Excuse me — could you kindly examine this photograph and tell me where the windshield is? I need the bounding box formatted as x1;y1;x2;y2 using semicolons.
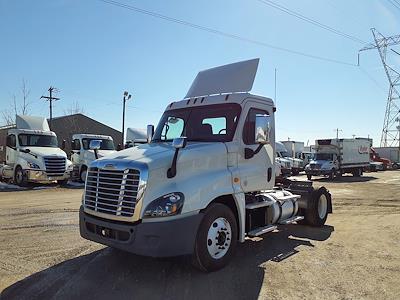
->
153;103;241;142
18;134;58;148
314;153;334;160
279;151;289;157
82;138;115;150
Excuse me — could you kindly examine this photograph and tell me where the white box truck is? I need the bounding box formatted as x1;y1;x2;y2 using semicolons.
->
0;115;72;186
79;59;332;272
70;134;116;182
305;138;370;180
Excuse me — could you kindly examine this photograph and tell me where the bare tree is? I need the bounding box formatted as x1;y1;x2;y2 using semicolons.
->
63;100;85;116
1;79;31;126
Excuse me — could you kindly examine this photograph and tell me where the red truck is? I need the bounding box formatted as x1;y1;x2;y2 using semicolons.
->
370;147;391;170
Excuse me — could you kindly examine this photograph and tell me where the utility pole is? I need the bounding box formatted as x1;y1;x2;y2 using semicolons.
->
359;28;400;147
122;91;132;149
274;68;277;104
41;87;60;130
334;128;342;140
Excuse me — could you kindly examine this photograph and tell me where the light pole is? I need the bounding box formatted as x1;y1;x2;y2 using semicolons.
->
122;91;132;149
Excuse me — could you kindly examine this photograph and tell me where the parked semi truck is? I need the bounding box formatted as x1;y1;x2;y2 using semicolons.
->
125;128;147;148
370;147;391;170
70;134;116;182
79;59;332;271
276;141;303;175
305;138;370;180
0;115;72;186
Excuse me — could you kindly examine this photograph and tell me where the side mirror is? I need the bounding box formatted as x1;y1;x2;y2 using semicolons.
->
61;139;66;150
172;137;187;149
89;140;102;150
255;114;271;144
147;124;154;143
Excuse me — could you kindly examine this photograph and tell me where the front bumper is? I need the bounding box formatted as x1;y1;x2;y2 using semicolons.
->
79;206;203;257
305;169;332;176
25;169;70;182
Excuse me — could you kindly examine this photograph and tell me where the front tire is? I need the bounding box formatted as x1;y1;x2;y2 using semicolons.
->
307;174;312;180
192;203;237;272
80;166;87;183
14;166;28;187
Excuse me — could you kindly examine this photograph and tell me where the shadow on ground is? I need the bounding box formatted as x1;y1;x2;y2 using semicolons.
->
310;175;377;183
1;225;333;300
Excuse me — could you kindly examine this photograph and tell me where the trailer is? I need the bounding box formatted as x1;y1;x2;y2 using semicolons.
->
305;138;370;180
374;147;400;169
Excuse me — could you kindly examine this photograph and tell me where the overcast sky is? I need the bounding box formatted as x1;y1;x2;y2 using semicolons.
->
1;0;399;146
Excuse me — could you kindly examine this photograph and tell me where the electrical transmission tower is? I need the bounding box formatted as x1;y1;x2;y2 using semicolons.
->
359;28;400;147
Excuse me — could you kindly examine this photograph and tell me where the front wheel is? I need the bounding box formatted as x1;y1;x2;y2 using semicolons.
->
192;203;237;272
307;174;312;180
14;166;28;187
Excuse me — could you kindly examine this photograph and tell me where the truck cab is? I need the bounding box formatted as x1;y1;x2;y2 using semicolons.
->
79;59;332;271
0;115;72;186
71;134;116;182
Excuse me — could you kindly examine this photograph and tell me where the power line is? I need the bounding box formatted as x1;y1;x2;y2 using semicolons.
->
255;0;366;44
97;0;357;66
387;0;400;10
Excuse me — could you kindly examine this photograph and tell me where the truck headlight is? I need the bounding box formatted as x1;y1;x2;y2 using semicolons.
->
144;192;184;218
27;162;40;169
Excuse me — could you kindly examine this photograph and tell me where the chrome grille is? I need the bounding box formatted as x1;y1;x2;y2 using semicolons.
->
84;167;140;218
44;156;66;176
310;164;321;170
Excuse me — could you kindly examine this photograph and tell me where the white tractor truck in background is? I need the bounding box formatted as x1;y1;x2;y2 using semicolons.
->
79;59;332;272
276;141;304;175
70;134;116;182
305;138;370;180
0;115;72;186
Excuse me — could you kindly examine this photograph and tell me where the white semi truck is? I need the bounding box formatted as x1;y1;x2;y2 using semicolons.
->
276;141;304;175
79;59;332;271
374;147;400;169
70;134;116;182
305;138;370;180
0;115;72;186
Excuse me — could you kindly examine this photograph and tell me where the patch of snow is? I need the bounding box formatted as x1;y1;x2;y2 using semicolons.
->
0;181;27;191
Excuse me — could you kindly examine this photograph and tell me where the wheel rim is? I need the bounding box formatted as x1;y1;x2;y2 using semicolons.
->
206;217;232;259
318;194;328;219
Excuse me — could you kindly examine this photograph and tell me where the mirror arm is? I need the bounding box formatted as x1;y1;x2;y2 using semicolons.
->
94;149;99;159
244;144;264;159
167;148;180;178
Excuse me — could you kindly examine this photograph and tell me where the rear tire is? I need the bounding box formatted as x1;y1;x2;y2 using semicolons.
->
14;166;28;187
328;169;335;180
192;203;237;272
302;187;330;227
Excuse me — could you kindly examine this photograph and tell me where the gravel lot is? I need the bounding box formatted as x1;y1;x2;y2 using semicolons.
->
1;171;399;299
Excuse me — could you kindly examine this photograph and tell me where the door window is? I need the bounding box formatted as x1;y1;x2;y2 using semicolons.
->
72;139;81;150
243;108;270;145
6;134;16;148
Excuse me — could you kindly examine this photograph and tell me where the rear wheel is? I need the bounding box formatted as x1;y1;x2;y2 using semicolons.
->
192;203;237;272
14;166;27;187
392;163;399;170
328;169;335;180
302;187;330;227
